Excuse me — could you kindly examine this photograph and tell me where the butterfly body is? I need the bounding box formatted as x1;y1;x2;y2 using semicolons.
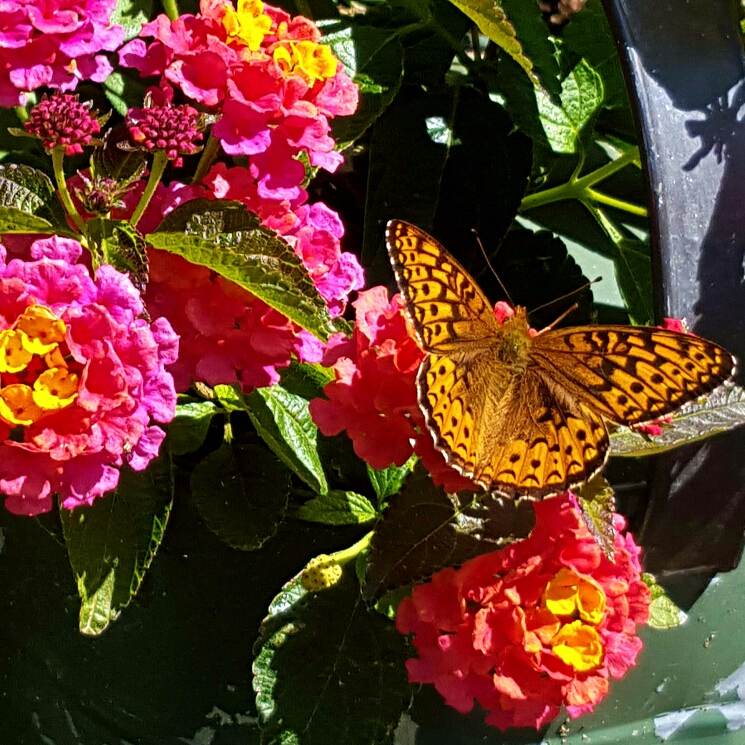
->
386;220;737;499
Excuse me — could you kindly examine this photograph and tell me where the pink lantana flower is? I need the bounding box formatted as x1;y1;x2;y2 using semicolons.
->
119;0;358;209
396;495;651;730
0;236;177;517
0;0;124;107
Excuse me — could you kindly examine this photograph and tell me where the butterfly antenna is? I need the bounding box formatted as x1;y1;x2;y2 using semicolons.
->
471;228;514;306
529;276;602;317
535;303;580;335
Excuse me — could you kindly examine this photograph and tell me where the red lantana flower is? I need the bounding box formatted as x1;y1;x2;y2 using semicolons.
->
396;495;651;730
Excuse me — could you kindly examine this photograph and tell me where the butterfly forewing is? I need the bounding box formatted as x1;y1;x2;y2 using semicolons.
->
531;326;736;426
386;220;499;352
385;220;737;499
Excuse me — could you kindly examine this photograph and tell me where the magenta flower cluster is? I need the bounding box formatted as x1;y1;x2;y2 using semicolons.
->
25;93;101;155
0;0;124;107
0;236;177;517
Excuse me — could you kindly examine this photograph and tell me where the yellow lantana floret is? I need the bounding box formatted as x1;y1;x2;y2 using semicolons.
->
273;40;338;83
32;367;79;411
0;383;44;426
0;329;33;373
223;0;273;51
550;620;604;672
544;567;606;625
16;304;67;355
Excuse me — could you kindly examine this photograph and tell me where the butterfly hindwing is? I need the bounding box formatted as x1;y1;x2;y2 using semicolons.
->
386;220;498;352
532;326;736;426
418;352;610;499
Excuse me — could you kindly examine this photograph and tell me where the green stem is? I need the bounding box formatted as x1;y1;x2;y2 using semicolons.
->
191;132;221;186
162;0;179;22
332;531;374;565
130;151;168;229
52;148;86;234
520;147;642;213
13;105;28;123
585;188;648;217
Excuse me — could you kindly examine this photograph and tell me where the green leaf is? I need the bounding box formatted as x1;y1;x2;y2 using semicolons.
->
147;199;335;341
190;442;291;550
92;124;147;184
560;0;628;110
253;566;411;745
323;23;405;145
364;466;535;597
610;384;745;458
535;59;604;154
363;84;531;286
214;382;247;413
103;71;150;117
574;475;616;560
590;206;654;324
279;360;335;401
167;400;218;455
60;455;174;636
643;573;688;629
367;456;416;503
298;490;377;525
448;0;560;96
0;163;71;234
246;384;329;495
111;0;152;41
86;217;148;294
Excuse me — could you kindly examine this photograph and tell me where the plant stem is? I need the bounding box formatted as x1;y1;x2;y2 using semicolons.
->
333;531;374;565
191;132;221;186
162;0;179;21
585;188;648;217
130;151;168;229
52;148;86;234
520;147;643;214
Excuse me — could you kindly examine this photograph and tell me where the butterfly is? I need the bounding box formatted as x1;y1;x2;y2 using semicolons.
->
386;220;737;499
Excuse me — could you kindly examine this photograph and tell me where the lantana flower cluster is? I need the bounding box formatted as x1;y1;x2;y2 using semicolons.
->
0;0;124;107
309;285;477;493
396;495;651;730
0;236;177;517
119;0;358;213
115;0;364;392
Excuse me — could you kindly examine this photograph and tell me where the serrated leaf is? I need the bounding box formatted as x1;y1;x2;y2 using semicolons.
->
448;0;560;96
167;400;218;455
92;124;147;184
0;163;71;233
642;573;688;629
86;217;148;294
246;384;328;495
253;566;411;745
323;23;405;145
60;455;174;635
147;199;335;341
367;456;416;503
560;0;628;110
214;382;248;412
190;442;290;550
298;490;377;525
610;384;745;457
535;59;604;154
364;466;535;597
574;475;616;560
